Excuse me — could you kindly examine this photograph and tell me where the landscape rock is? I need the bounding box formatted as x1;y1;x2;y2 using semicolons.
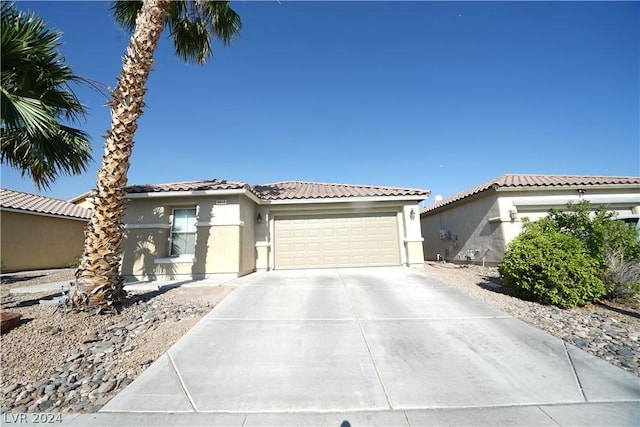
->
1;268;233;413
0;312;22;333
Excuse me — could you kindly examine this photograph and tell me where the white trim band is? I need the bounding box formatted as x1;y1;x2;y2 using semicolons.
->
196;221;245;227
124;223;171;230
0;207;90;222
154;256;196;264
404;238;425;243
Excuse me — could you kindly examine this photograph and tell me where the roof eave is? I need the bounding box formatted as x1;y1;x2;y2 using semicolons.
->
0;206;91;221
261;194;431;205
494;183;640;193
68;190;94;203
421;182;640;216
126;188;262;204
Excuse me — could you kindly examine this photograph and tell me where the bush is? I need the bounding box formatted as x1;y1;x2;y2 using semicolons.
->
548;202;640;268
499;219;607;308
68;257;82;269
603;250;640;299
547;201;640;299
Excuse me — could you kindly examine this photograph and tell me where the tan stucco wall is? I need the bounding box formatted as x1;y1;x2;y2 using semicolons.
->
1;211;87;272
402;204;424;266
421;194;503;264
405;240;425;266
73;199;94;210
238;196;256;276
421;186;640;265
121;193;427;279
121;195;253;280
121;228;169;279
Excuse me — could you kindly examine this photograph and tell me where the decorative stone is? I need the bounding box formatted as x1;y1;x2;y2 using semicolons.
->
3;383;21;394
0;312;22;333
616;347;634;358
97;379;117;394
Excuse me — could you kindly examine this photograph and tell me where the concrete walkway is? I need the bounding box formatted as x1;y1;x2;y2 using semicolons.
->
22;267;640;426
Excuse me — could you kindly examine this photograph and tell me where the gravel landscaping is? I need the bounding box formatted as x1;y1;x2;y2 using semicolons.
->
1;269;233;413
1;264;638;414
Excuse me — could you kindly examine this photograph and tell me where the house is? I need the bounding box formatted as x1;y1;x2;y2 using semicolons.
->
0;188;91;272
420;174;640;265
121;179;430;281
68;190;95;210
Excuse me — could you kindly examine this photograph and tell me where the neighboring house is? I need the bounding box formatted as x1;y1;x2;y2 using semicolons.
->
420;174;640;265
122;179;430;281
68;190;95;210
0;188;91;272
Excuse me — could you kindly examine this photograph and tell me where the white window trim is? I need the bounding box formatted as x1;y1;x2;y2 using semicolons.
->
196;220;245;227
169;207;197;256
124;224;171;229
154;255;196;264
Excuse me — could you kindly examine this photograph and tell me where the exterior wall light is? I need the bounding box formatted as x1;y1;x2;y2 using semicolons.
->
257;213;263;224
509;206;518;221
410;209;416;221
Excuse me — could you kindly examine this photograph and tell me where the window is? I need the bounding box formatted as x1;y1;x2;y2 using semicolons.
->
170;208;197;256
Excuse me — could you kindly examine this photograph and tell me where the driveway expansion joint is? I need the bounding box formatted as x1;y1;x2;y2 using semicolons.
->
167;351;198;412
563;342;588;402
337;268;394;411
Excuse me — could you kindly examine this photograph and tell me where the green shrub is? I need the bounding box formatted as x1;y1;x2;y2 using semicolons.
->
547;201;640;299
499;219;606;308
68;257;82;269
548;202;640;268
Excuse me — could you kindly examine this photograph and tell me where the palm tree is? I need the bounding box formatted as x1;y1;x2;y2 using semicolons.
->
73;0;241;310
1;2;93;190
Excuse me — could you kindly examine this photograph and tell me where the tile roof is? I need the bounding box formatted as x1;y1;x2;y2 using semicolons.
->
1;188;92;220
126;179;251;194
421;174;640;214
252;181;431;200
125;179;431;201
67;190;94;204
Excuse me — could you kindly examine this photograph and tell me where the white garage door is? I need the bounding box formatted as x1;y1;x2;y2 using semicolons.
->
274;213;401;269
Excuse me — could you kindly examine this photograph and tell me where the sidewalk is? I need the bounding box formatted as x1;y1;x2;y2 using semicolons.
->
11;402;640;426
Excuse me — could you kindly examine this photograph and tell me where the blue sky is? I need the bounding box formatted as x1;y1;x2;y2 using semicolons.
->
3;1;639;204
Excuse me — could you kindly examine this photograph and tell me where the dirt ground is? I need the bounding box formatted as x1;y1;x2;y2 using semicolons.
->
0;269;233;412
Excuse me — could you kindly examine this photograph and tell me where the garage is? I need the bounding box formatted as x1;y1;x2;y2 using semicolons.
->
274;212;401;269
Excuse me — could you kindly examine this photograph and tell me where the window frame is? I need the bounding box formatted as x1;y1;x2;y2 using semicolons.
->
169;207;197;256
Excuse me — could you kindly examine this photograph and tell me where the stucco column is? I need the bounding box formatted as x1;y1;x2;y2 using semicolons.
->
403;204;425;267
255;242;270;272
254;209;270;272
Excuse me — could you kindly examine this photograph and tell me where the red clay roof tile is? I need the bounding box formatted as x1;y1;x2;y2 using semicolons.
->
420;174;640;214
252;181;431;200
125;179;430;201
1;188;92;220
125;179;250;194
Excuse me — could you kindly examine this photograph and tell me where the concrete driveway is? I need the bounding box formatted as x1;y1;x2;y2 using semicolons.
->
92;267;639;426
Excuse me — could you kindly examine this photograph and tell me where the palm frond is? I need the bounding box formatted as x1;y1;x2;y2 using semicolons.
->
110;1;142;33
0;2;93;189
1;124;92;189
111;0;241;65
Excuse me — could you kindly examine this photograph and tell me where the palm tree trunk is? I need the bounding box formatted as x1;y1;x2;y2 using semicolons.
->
73;0;170;310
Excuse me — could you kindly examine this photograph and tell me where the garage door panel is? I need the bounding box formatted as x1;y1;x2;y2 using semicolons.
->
308;242;322;251
275;213;400;269
307;229;322;238
323;229;336;238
